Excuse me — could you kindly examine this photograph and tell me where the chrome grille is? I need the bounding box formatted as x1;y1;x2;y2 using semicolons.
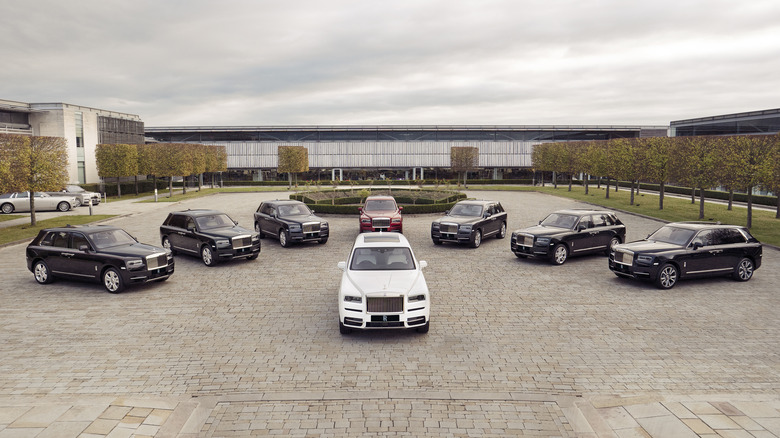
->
523;235;534;246
366;296;403;313
441;223;458;234
372;218;391;228
616;250;634;265
146;253;168;270
232;235;252;249
303;222;321;233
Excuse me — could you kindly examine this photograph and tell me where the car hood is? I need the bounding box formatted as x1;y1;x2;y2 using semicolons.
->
278;214;324;224
200;226;254;238
345;270;423;296
615;240;682;253
362;210;399;217
100;242;167;257
435;215;481;225
514;224;571;237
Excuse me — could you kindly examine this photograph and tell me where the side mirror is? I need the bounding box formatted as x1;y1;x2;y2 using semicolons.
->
187;226;196;232
358;207;363;213
539;220;543;225
484;212;490;218
399;206;403;211
577;224;586;232
693;242;703;250
444;210;450;215
79;244;90;252
337;261;346;271
311;209;316;214
419;260;428;269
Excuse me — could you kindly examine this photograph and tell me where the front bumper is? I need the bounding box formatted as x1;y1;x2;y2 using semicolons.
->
510;235;553;258
360;223;402;233
126;261;175;284
608;254;656;280
289;228;329;242
216;242;261;260
431;225;473;243
340;301;428;330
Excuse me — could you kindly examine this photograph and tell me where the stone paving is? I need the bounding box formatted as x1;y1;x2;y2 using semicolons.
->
0;189;778;437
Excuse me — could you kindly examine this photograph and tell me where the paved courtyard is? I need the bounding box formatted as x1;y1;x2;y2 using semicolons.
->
0;190;778;437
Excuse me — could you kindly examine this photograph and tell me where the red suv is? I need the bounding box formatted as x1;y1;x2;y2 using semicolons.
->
359;196;403;233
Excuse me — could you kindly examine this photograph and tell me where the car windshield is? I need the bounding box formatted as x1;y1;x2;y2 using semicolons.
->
195;214;235;230
364;199;396;212
540;213;578;229
449;203;482;217
350;247;416;270
66;185;85;193
648;226;696;245
277;203;312;217
90;229;137;249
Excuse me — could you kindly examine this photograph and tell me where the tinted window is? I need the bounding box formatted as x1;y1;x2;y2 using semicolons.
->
71;233;89;250
91;229;136;249
350;247;415;270
195;214;234;230
364;199;397;212
52;232;69;248
278;203;311;216
39;232;56;246
450;203;483;217
649;226;696;245
541;213;578;229
167;214;186;229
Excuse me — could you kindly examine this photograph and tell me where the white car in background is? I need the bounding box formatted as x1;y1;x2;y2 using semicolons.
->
337;232;430;334
0;192;77;214
46;185;101;207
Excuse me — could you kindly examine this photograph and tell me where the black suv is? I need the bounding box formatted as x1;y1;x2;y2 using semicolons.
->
254;200;329;247
430;200;507;248
511;209;626;265
609;222;762;289
160;209;260;266
26;225;174;293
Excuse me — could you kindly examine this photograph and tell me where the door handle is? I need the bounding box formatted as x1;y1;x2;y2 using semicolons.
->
709;250;723;254
62;253;74;258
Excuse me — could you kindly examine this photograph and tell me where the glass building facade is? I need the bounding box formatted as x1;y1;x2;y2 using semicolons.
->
671;108;780;137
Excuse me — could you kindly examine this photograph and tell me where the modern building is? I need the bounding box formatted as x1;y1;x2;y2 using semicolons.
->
671;108;780;137
145;125;667;180
0;99;144;184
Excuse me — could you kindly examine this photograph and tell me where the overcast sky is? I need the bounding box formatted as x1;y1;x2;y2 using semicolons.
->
2;0;779;127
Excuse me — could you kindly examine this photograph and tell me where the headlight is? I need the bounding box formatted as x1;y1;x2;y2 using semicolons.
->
321;222;329;228
361;218;371;224
392;218;401;224
126;259;144;270
215;239;230;248
344;295;362;303
252;233;260;241
408;294;426;302
432;222;440;229
636;255;654;266
536;237;551;245
289;225;302;232
460;225;472;232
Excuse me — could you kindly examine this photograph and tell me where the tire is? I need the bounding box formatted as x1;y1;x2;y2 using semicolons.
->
416;321;430;334
432;238;442;245
161;236;176;255
551;244;568;265
496;222;507;239
33;260;54;284
515;253;528;259
605;236;621;255
1;203;13;214
655;263;678;289
339;321;352;335
470;229;482;248
255;222;265;239
57;201;70;212
102;267;124;293
733;257;754;282
201;245;217;266
279;229;291;248
246;253;259;261
318;237;328;244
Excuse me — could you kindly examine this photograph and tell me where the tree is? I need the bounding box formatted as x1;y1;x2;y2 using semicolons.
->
450;146;479;188
760;134;780;218
0;134;30;195
137;143;160;194
204;145;228;187
672;136;719;219
643;136;673;210
96;144;138;198
154;143;191;197
531;143;554;187
726;135;775;228
278;146;309;188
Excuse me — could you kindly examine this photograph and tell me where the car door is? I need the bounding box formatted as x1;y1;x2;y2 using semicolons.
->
178;216;202;254
568;215;598;254
164;214;188;252
67;232;102;281
684;230;733;277
261;205;280;237
480;204;498;236
588;213;614;251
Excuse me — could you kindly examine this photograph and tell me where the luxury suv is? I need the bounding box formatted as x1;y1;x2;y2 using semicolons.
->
337;233;430;334
359;195;403;233
430;200;507;248
609;222;762;289
511;209;626;265
160;209;260;266
254;200;329;247
26;225;174;293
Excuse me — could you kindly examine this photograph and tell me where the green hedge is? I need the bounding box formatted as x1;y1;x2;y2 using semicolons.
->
306;201;460;215
289;189;466;214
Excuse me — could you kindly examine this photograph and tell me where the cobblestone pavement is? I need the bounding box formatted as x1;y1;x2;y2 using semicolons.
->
0;189;778;437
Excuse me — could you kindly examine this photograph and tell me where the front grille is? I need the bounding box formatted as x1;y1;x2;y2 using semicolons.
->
303;222;321;233
372;218;391;228
232;235;252;249
616;250;634;265
523;235;534;246
440;223;458;234
366;321;404;328
146;253;168;270
366;296;403;313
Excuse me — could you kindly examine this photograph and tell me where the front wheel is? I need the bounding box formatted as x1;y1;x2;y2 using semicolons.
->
416;322;430;334
161;236;176;255
57;201;70;212
318;237;328;244
432;238;442;245
733;258;754;282
255;222;265;239
33;260;54;284
339;321;352;335
279;229;291;247
103;267;124;293
551;244;568;265
1;203;14;214
496;222;507;239
655;263;678;289
606;236;621;255
470;229;482;248
201;245;217;266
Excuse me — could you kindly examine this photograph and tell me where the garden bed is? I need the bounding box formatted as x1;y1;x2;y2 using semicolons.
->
289;188;467;214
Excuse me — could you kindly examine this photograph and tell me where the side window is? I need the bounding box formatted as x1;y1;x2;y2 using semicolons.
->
579;215;594;229
692;230;714;247
496;203;505;213
71;233;89;250
39;232;56;246
185;217;196;230
603;215;615;226
486;205;496;216
52;232;69;248
714;228;746;245
727;229;747;244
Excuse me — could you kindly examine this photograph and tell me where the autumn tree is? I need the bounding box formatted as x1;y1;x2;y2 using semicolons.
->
96;144;138;198
278;146;309;188
725;135;776;228
760;135;780;218
450;146;479;188
204;145;228;187
672;136;719;219
643;136;673;209
0;134;29;194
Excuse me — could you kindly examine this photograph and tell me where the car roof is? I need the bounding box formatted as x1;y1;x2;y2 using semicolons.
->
353;232;410;248
40;224;121;234
264;199;303;205
553;209;614;216
365;195;396;201
172;209;225;217
455;200;495;206
664;221;743;231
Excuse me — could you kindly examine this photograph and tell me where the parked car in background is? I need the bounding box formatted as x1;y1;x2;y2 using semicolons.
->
160;209;260;266
254;200;329;247
430;200;507;248
1;192;77;214
511;209;625;265
359;195;403;233
609;222;762;289
337;232;430;334
47;185;101;207
26;225;174;293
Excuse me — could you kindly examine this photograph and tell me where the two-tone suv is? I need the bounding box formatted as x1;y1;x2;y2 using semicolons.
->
430;200;507;248
254;200;329;247
26;225;174;293
609;222;762;289
359;196;403;233
160;209;260;266
511;209;626;265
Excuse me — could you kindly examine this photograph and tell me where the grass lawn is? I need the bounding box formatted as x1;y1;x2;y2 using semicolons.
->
135;186;293;203
468;184;780;247
0;214;25;223
0;215;115;246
